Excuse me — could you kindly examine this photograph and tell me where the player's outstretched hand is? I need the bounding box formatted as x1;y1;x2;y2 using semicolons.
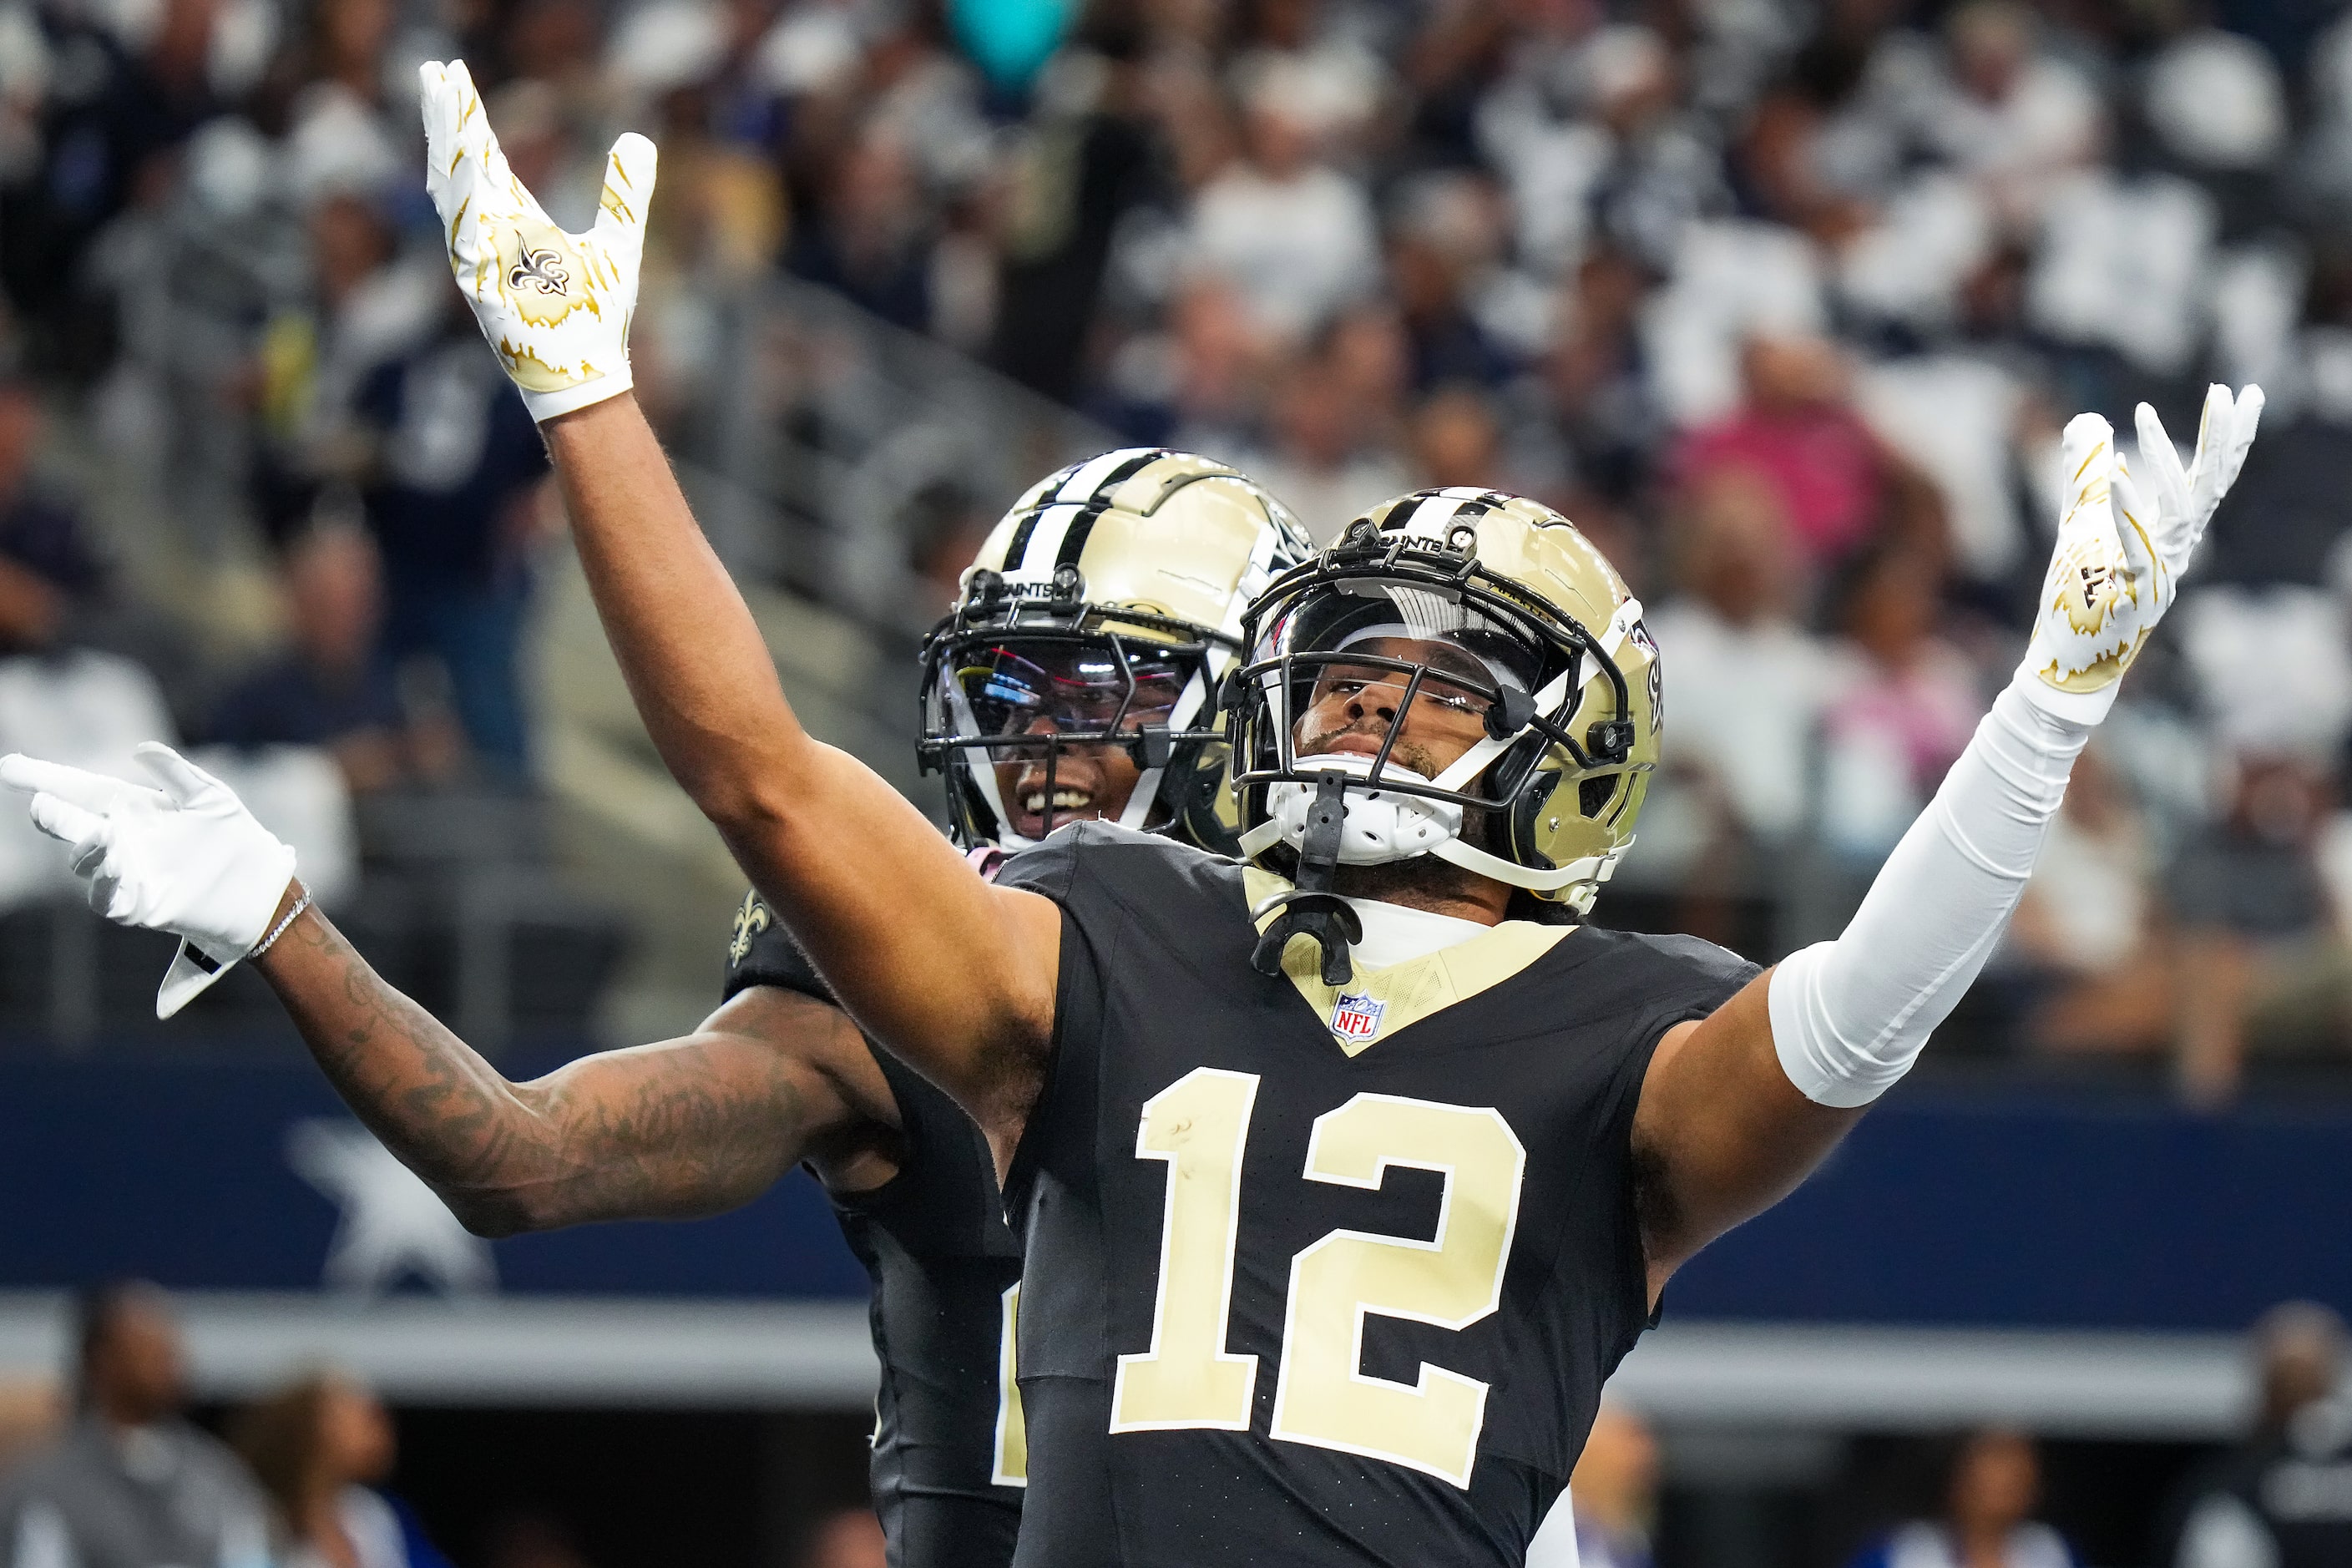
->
2019;382;2263;725
419;58;657;422
0;743;296;1016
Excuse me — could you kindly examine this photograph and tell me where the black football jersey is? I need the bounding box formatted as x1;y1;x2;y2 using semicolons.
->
994;825;1755;1568
724;893;1025;1568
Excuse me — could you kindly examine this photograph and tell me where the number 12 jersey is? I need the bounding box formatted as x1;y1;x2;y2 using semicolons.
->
996;824;1753;1567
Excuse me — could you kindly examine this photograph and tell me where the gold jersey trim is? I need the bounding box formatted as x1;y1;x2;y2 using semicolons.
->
1242;868;1575;1055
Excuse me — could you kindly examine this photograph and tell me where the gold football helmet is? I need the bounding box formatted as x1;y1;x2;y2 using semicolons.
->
918;449;1313;852
1229;488;1659;950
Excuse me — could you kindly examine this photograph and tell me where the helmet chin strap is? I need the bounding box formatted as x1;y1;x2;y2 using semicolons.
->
1249;772;1363;984
1426;836;1626;913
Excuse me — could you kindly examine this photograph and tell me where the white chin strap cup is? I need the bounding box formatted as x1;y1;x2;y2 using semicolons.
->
1238;751;1631;912
1251;754;1461;865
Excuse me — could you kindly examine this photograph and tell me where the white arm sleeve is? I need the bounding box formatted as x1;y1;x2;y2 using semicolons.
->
1768;677;2092;1107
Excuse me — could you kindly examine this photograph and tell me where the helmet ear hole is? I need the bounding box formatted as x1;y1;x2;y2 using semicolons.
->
1578;774;1616;818
1486;736;1544;802
1167;741;1244;857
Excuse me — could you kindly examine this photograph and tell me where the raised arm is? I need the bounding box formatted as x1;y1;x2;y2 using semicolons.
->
416;60;1057;1136
1631;387;2263;1290
0;751;898;1234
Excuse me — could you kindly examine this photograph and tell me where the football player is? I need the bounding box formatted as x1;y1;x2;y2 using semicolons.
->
0;442;1308;1568
26;68;2265;1565
379;72;2245;1562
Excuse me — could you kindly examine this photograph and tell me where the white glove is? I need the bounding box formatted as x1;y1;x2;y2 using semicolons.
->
0;743;298;1018
2018;382;2263;725
419;58;658;422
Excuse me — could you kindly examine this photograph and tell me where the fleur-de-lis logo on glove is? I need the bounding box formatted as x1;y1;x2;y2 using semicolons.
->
507;244;571;296
419;59;657;423
2020;384;2263;725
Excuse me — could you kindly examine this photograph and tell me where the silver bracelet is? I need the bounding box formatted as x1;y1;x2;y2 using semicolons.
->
248;885;314;961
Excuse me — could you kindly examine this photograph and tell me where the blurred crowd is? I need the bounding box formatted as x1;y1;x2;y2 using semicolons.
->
0;1282;893;1568
0;1282;449;1568
3;1282;2344;1566
3;0;2352;1089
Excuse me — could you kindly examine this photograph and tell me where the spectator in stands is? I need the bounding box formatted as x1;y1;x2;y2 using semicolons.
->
1897;0;2101;231
1649;466;1842;857
251;175;442;550
209;522;451;796
1546;247;1664;508
2008;744;2174;1060
1110;276;1267;456
2160;1302;2352;1568
0;0;226;367
1581;25;1728;273
1323;306;1410;463
230;1370;450;1568
1568;1402;1660;1568
1186;56;1378;348
1817;539;1983;867
0;374;105;654
277;0;406;225
801;1508;885;1568
1244;351;1409;542
1385;173;1517;394
0;1282;271;1568
787;122;934;334
1844;1429;2076;1568
2170;753;2352;1105
1673;334;1946;579
352;292;553;784
0;370;178;908
988;8;1165;403
1411;386;1505;493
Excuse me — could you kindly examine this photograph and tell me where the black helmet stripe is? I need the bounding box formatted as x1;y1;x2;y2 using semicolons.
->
1390;488;1509;538
1005;448;1170;577
1002;511;1044;574
1051;448;1168;567
999;462;1086;568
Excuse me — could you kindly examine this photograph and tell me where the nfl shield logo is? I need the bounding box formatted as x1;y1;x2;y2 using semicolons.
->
1330;992;1386;1043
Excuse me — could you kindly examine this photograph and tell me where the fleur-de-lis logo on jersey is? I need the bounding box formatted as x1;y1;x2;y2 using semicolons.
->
729;891;771;966
508;243;570;296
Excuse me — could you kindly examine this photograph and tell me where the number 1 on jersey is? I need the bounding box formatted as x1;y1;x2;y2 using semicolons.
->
1110;1068;1262;1432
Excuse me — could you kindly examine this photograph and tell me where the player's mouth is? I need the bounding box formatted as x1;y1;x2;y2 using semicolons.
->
1024;787;1095;816
1012;786;1098;837
1302;731;1390;760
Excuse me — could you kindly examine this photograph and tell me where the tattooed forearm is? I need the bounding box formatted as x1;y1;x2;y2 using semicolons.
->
255;903;842;1236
